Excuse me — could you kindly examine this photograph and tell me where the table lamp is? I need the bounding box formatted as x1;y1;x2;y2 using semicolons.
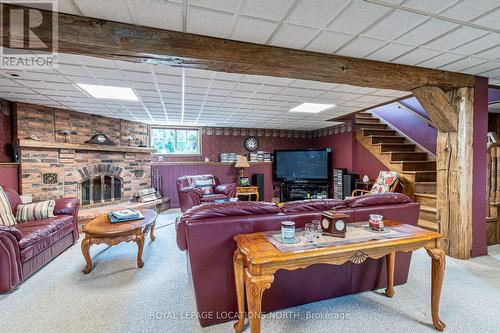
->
235;155;250;184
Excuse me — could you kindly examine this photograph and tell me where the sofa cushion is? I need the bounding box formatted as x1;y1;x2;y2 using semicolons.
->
16;215;74;250
200;194;227;202
280;199;345;213
184;201;281;221
16;200;56;223
186;175;215;188
1;187;22;215
344;193;412;208
0;186;16;227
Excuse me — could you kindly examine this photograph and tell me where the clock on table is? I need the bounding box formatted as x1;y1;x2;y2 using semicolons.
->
244;136;259;152
320;211;349;238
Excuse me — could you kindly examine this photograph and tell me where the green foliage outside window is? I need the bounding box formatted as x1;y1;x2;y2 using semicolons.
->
151;128;200;154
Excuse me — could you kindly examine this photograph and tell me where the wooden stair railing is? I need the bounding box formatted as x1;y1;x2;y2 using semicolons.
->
486;142;500;245
355;111;438;232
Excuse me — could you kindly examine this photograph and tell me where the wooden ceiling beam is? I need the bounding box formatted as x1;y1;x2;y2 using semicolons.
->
2;4;474;92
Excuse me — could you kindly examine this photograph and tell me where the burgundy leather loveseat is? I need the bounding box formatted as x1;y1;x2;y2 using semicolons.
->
176;174;237;213
176;193;420;327
0;188;80;293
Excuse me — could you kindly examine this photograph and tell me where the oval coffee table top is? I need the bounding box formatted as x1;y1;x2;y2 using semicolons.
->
84;209;158;236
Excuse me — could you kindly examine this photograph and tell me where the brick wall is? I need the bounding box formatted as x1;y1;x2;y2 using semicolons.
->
15;102;151;202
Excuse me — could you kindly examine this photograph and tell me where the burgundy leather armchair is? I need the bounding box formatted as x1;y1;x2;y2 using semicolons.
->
0;187;80;293
176;194;420;327
176;175;237;212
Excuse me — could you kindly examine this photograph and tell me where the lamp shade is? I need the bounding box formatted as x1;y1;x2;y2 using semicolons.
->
235;155;250;168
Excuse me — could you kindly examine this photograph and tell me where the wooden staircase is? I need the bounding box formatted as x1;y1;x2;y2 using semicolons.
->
355;112;438;231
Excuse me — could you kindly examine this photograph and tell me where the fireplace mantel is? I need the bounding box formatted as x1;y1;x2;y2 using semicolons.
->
18;140;154;154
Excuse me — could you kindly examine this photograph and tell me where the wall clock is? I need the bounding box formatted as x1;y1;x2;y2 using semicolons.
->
85;133;115;145
244;136;259;151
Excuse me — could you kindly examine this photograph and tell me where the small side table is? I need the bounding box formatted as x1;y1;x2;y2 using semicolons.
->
235;186;259;201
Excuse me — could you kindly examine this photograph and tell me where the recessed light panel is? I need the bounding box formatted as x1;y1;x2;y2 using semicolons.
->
289;102;335;113
76;83;139;101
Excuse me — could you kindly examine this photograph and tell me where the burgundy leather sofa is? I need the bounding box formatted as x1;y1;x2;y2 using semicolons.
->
0;188;80;293
176;193;420;327
176;174;237;213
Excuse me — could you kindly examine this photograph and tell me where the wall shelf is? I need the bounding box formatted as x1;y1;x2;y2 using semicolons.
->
18;140;154;154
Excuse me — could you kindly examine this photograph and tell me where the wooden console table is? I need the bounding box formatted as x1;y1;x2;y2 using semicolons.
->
233;221;445;333
235;186;259;201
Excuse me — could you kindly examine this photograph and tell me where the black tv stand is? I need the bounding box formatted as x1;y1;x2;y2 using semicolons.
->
279;181;330;202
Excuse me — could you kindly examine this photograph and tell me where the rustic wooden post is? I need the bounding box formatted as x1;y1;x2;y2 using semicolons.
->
414;82;487;259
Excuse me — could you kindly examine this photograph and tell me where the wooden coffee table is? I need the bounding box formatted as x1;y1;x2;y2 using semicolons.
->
81;209;158;274
233;221;445;333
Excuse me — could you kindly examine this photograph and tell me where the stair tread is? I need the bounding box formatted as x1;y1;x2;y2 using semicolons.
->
418;219;439;231
415;181;437;184
420;206;437;213
414;192;437;198
381;151;427;154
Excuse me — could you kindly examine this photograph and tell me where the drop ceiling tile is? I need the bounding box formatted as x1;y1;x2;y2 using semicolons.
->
287;0;349;28
189;0;243;12
87;67;123;79
418;53;464;68
155;74;182;85
474;45;500;60
396;19;458;46
462;61;500;75
271;24;319;49
476;66;500;77
122;70;153;82
393;47;441;65
129;0;182;30
306;30;353;53
363;10;428;40
56;64;88;76
441;0;499;21
440;57;489;71
403;0;459;13
425;27;489;51
451;33;500;55
239;0;293;21
472;9;500;30
327;1;390;35
232;17;277;44
187;6;234;37
336;37;387;58
76;0;134;25
365;42;414;62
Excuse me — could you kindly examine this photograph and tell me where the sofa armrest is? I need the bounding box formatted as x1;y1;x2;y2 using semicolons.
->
178;187;203;213
0;225;22;242
0;230;22;293
54;198;80;216
214;183;237;197
54;198;81;243
175;216;187;251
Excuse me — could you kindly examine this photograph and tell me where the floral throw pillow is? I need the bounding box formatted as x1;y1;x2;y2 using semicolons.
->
195;179;214;195
370;171;398;194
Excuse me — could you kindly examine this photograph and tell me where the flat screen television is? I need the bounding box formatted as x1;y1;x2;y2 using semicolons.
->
273;148;331;182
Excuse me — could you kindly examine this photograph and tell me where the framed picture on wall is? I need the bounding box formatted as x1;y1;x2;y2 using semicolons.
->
239;177;250;187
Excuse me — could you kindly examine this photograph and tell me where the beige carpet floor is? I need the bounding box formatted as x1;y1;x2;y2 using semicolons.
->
1;209;500;333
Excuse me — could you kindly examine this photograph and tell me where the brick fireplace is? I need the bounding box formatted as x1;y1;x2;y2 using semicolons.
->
15;102;153;206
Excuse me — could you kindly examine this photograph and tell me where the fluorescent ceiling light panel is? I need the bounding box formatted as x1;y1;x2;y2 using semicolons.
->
289;102;335;113
76;83;139;101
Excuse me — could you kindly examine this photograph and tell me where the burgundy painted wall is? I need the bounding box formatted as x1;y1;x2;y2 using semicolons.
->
372;103;437;154
313;130;356;172
152;162;274;207
0;100;13;163
471;77;488;257
0;166;19;192
355;142;387;181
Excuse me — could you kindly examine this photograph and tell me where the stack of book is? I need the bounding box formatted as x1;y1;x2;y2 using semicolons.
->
108;209;144;223
220;153;237;162
249;151;272;162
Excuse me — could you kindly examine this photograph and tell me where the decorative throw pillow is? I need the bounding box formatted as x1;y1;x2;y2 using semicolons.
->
0;186;16;226
195;179;214;195
16;200;56;223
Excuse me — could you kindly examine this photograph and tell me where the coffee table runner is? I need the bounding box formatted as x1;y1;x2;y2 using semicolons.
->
264;222;412;252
